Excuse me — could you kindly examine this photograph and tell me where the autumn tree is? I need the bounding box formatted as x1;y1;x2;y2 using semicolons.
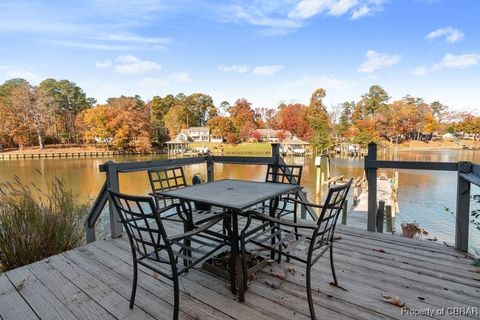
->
207;116;237;143
149;94;176;143
228;99;257;141
38;79;95;143
276;103;312;140
306;88;332;150
77;96;151;151
337;101;355;138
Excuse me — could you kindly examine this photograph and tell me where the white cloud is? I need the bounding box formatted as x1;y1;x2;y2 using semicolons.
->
358;50;401;73
221;0;385;35
288;0;384;20
95;59;112;68
437;53;479;69
412;53;480;76
218;64;250;73
252;65;284;76
114;55;161;75
426;27;464;43
0;65;42;83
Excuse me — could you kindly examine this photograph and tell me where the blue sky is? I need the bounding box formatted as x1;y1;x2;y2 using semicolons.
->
1;0;479;111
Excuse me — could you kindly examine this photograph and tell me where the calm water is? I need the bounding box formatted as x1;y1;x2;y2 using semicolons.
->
0;149;479;251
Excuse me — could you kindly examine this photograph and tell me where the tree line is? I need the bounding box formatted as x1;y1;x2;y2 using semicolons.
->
0;78;478;152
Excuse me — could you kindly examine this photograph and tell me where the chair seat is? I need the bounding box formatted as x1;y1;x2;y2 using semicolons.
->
242;221;329;264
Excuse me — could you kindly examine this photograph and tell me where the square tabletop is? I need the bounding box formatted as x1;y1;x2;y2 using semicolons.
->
157;179;301;211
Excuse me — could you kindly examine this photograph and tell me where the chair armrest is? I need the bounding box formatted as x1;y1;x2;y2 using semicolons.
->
282;197;341;209
166;215;225;242
247;211;318;230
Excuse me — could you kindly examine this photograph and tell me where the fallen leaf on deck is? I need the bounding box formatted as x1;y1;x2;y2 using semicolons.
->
333;236;342;241
287;266;296;275
373;248;386;253
417;296;425;301
270;272;287;281
15;277;29;291
382;294;405;307
265;281;280;289
469;269;480;273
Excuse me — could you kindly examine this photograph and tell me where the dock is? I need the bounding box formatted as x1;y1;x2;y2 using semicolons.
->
1;222;479;320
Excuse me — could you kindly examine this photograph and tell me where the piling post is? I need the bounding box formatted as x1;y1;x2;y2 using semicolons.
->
341;199;348;225
385;205;393;233
206;155;214;182
366;142;378;232
376;200;385;233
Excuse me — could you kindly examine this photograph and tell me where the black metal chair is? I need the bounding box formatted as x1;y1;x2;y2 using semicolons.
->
108;190;226;320
253;164;303;218
148;166;224;226
240;179;352;320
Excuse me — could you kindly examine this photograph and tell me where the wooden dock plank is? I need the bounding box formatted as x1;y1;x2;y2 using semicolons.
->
64;245;218;320
47;254;158;320
27;258;116;320
0;273;38;320
6;266;79;320
2;224;479;320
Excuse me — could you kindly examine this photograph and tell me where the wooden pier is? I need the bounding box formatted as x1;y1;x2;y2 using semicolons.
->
0;150;164;161
1;222;479;320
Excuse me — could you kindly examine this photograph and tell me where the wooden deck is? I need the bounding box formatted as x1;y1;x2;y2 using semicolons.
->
1;224;479;320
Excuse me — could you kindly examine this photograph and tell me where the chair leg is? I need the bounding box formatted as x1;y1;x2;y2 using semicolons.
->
129;261;138;309
330;245;338;286
241;235;248;290
173;275;180;320
306;264;316;320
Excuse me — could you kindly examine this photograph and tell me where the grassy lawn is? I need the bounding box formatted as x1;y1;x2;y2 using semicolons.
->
190;142;272;154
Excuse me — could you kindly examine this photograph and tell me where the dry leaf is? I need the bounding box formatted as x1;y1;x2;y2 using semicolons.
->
382;294;405;308
373;248;386;253
151;272;159;279
333;236;342;241
287;266;296;275
469;269;480;273
15;277;29;291
270;272;287;281
265;281;279;289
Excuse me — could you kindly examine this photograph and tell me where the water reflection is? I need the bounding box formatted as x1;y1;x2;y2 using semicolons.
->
0;149;479;250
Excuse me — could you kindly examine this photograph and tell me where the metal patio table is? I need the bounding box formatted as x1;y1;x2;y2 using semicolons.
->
157;179;301;302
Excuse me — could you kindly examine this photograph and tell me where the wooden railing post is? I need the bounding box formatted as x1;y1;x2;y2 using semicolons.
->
207;155;214;182
365;142;378;232
105;161;123;238
271;143;280;164
85;224;96;243
456;161;472;252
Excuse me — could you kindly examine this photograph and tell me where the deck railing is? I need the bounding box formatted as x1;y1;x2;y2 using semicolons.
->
365;142;480;252
84;144;314;243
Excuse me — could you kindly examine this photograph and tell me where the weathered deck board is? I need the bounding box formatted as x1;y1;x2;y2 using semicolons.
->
1;225;479;320
0;273;39;320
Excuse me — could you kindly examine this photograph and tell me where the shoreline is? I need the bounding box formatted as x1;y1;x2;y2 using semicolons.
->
1;140;478;156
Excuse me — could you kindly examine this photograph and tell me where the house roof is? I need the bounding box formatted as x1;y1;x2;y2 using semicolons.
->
256;129;277;135
187;127;210;132
282;136;309;145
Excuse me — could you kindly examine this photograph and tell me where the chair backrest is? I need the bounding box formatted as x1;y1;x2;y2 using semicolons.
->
314;179;352;246
265;164;303;185
148;166;187;209
108;190;170;261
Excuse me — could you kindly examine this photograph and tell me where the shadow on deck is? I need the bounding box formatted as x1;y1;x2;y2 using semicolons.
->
1;224;479;320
